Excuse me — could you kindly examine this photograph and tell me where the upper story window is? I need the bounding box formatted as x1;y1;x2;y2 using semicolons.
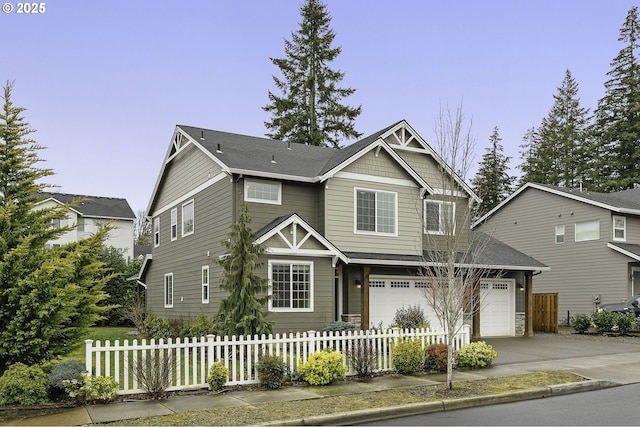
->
268;261;313;312
182;200;194;236
613;216;626;241
354;188;397;235
424;200;456;235
575;220;599;242
170;208;178;241
153;217;160;247
245;179;282;205
555;225;565;244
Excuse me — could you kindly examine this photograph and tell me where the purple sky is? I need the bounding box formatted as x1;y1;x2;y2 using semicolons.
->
2;0;637;214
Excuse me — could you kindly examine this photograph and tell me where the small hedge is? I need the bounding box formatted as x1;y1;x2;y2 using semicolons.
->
257;354;289;389
207;362;229;391
298;348;348;385
0;363;49;405
392;339;424;374
456;341;498;368
425;343;449;371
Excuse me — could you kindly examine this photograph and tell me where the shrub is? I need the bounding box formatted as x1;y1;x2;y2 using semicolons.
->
132;348;173;399
207;362;229;391
572;313;592;334
425;343;449;371
257;354;289;389
298;348;348;385
392;305;429;330
614;312;636;336
592;310;617;334
456;341;498;368
347;339;378;377
183;313;217;338
0;363;49;405
322;321;358;333
143;313;171;339
392;339;424;374
49;360;86;398
63;372;119;404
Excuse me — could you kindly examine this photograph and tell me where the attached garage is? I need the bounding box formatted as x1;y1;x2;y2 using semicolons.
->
368;275;516;337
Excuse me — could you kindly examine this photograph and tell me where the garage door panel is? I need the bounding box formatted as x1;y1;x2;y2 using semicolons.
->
480;280;515;337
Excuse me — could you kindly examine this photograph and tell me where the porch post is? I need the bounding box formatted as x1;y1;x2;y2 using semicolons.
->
472;277;481;340
524;271;534;337
361;266;370;330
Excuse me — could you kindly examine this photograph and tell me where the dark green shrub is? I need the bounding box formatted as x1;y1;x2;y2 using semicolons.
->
207;362;229;391
0;363;49;405
392;305;429;330
347;339;378;377
572;313;592;334
322;321;358;333
425;343;449;371
592;310;617;334
143;313;171;339
49;360;86;397
614;312;636;335
392;339;424;374
456;341;498;368
257;354;289;389
183;313;217;338
298;348;348;385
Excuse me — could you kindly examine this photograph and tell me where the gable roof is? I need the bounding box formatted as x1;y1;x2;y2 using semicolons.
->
38;192;135;220
473;182;640;228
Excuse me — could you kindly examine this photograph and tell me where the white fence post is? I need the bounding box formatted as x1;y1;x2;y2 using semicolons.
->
85;339;93;376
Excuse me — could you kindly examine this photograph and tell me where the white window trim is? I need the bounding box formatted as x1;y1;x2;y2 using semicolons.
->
170;208;178;241
244;178;282;205
613;215;626;242
575;220;600;242
353;187;398;237
424;199;456;235
164;273;173;308
268;260;314;312
154;217;160;248
182;199;194;237
202;265;210;304
555;224;565;244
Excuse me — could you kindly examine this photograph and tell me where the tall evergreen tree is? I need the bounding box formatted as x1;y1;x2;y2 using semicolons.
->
592;6;640;190
471;127;515;215
215;204;273;337
0;81;110;371
517;70;590;188
263;0;361;148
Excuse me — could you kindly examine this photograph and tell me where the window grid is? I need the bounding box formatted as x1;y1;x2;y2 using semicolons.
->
555;225;565;244
424;200;455;235
355;188;396;235
270;262;312;311
245;179;282;204
613;216;626;241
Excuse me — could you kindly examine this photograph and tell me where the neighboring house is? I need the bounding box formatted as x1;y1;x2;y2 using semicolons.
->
37;192;136;257
139;120;548;337
474;182;640;323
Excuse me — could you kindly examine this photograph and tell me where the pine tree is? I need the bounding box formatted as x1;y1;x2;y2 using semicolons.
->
471;127;515;215
263;0;361;148
215;204;273;337
592;6;640;190
517;70;590;188
0;81;110;370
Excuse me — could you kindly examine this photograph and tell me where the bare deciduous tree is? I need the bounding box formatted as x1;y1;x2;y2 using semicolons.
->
134;209;152;246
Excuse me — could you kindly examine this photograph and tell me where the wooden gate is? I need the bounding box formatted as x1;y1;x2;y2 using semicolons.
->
533;293;558;333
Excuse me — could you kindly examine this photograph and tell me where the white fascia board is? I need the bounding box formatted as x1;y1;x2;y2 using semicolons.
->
608;243;640;262
229;168;317;183
80;215;135;221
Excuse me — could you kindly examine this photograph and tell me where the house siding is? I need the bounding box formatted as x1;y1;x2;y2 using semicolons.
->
477;187;632;318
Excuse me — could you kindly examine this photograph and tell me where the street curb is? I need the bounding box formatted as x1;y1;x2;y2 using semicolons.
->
265;379;618;426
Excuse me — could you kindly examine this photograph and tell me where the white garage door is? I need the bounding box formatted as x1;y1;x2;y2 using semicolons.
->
368;276;515;337
479;279;515;337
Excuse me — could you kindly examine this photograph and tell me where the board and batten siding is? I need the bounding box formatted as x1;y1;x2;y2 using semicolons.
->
477;187;632;318
146;178;233;319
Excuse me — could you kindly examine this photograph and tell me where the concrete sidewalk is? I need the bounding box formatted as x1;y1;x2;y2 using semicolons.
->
3;333;639;426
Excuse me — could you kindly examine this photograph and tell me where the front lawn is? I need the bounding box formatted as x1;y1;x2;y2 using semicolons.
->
63;326;137;362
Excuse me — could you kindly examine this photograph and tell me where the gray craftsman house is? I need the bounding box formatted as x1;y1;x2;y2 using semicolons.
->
138;120;548;337
474;182;640;323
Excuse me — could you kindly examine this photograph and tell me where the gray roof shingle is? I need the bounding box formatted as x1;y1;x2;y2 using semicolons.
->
40;192;135;220
535;184;640;211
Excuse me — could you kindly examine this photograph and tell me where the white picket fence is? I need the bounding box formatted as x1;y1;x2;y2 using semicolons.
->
85;325;470;395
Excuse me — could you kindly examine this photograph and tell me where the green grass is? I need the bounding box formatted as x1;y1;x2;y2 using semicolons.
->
62;326;138;362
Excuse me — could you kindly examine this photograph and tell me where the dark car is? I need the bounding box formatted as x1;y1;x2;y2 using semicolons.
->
597;295;640;317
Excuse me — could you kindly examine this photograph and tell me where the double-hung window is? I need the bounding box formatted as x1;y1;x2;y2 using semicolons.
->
354;188;397;235
164;273;173;308
245;179;282;205
154;217;160;247
555;225;565;244
575;220;599;242
424;200;455;235
269;261;313;312
170;208;178;241
613;216;626;241
182;200;194;236
202;266;209;304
